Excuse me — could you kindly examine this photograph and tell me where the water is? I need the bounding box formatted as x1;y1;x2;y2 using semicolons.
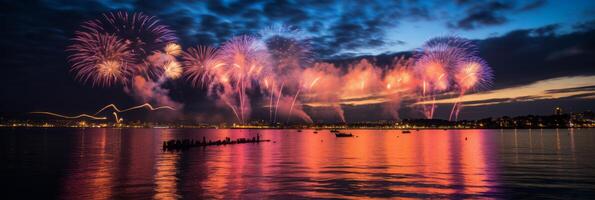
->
1;128;594;199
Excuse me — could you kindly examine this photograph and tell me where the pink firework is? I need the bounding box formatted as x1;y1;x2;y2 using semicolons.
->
81;11;178;77
68;32;134;87
221;35;271;84
449;56;493;121
454;57;493;92
182;45;225;89
414;36;474;119
218;35;271;123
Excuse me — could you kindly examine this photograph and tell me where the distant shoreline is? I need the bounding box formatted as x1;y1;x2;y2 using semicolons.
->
1;127;591;130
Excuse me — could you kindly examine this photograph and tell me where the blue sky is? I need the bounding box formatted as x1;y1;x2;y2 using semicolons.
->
368;0;595;54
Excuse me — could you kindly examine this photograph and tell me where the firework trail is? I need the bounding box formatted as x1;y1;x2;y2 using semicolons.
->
265;78;274;122
301;62;346;122
287;87;302;123
94;103;176;115
260;25;314;123
218;35;271;123
112;112;123;123
29;112;107;120
274;81;285;123
31;103;175;122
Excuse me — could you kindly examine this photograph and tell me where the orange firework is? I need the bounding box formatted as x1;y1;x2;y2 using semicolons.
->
163;60;182;79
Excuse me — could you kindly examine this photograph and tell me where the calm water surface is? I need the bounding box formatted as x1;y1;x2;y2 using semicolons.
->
1;128;594;199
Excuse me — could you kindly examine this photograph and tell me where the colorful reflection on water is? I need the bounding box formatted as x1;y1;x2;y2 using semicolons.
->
1;128;594;199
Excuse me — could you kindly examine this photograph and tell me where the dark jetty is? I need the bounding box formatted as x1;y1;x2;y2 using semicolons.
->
163;134;270;151
335;132;354;137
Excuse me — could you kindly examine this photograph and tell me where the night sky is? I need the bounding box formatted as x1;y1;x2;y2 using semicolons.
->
1;0;594;122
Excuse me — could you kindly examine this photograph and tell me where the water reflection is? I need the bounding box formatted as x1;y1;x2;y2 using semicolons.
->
2;128;594;199
61;129;118;199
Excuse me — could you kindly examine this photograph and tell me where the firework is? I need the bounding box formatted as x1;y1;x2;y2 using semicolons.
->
68;32;133;87
449;57;493;121
454;57;493;92
65;13;497;122
182;45;225;88
301;62;345;122
163;60;182;79
218;35;271;123
164;43;182;56
221;35;270;83
259;25;313;72
413;36;477;119
82;11;177;77
256;25;317;123
384;67;415;91
422;36;477;57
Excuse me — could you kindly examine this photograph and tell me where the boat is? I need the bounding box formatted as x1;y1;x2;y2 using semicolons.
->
330;129;340;133
313;131;318;134
335;132;353;137
297;129;302;132
401;130;411;134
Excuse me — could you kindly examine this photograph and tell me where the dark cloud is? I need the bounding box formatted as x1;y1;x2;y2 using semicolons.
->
546;85;595;94
573;19;595;32
262;0;309;23
450;0;547;30
206;0;257;16
450;1;512;30
529;24;559;37
477;25;595;88
519;0;547;11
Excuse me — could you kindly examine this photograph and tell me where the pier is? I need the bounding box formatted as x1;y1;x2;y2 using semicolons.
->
163;134;270;151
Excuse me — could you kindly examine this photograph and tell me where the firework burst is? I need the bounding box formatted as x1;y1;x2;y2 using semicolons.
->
259;25;313;72
454;57;493;92
449;56;493;121
164;43;182;56
163;60;183;79
221;35;271;84
82;11;177;77
413;36;477;119
182;45;225;88
68;32;133;87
